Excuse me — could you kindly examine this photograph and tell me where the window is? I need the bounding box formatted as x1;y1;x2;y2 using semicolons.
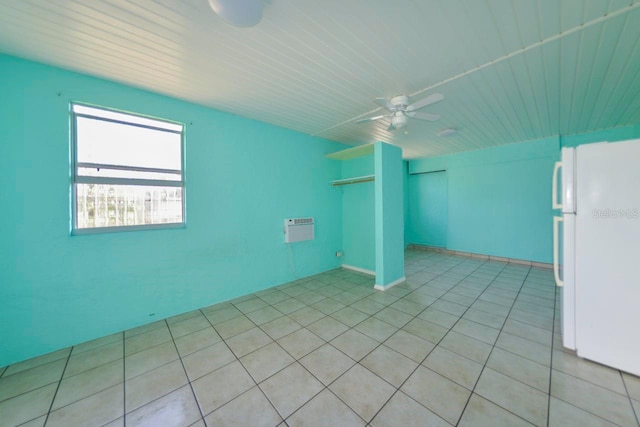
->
72;104;184;233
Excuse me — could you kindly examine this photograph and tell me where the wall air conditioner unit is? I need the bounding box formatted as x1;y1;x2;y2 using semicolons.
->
284;218;314;243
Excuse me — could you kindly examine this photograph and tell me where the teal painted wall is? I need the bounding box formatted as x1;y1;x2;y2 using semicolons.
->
407;171;448;247
409;138;559;263
340;155;375;272
560;125;640;147
0;55;345;366
374;142;405;286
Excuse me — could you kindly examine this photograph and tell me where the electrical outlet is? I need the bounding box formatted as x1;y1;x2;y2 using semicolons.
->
336;251;343;257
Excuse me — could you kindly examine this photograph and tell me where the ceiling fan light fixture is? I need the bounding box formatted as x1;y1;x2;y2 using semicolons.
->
208;0;263;27
391;112;408;129
437;128;457;137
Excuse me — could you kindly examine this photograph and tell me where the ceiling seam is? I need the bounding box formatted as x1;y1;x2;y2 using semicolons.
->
312;1;640;138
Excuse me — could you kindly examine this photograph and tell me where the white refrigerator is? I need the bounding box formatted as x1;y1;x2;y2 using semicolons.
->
553;139;640;376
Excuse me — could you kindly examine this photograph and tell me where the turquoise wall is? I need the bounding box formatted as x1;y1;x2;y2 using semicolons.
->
0;55;345;366
339;155;375;272
407;171;448;247
409;137;559;263
374;142;405;286
560;125;640;147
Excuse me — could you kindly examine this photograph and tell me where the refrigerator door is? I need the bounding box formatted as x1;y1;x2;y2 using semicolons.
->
561;148;576;214
575;139;640;375
561;214;576;350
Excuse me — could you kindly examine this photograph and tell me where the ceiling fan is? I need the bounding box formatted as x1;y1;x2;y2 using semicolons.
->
356;93;444;131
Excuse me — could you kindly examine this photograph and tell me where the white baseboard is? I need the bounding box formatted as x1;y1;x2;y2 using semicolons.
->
341;264;375;276
374;276;406;291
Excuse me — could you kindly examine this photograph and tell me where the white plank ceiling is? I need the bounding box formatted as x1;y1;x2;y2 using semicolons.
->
1;0;639;158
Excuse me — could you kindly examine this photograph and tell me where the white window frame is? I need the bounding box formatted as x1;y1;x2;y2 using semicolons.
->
71;103;186;234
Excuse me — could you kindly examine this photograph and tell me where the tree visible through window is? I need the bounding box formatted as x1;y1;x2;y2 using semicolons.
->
72;104;184;232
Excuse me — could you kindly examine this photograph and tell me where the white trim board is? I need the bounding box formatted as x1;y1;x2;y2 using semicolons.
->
341;264;375;276
374;276;406;291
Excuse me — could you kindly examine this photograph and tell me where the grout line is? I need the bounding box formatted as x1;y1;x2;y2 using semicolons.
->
546;272;558;426
164;318;207;425
622;375;640;426
42;346;74;426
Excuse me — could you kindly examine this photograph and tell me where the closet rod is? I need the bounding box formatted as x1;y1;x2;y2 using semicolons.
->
331;175;375;186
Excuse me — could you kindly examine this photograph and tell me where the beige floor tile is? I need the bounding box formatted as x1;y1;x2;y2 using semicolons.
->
306;316;349;341
52;358;123;410
295;291;326;306
174;327;221;357
551;369;636;426
126;359;188;412
495;332;551;366
299;344;355;386
17;414;47;427
203;305;242;325
213;315;255;339
65;340;123;377
401;318;448;343
287;389;364;427
471;299;511;317
552;350;627;395
204;386;281;427
260;363;323;419
439;331;492;364
260;316;302;340
125;327;172;356
330;329;379;361
0;358;66;401
72;332;122;355
245;306;284;325
350;299;385;315
278;328;324;359
330;307;368;327
401;366;470;425
373;307;413;328
389;298;426;316
226;327;273;358
169;316;211;339
124;320;167;338
0;383;57;426
182;341;236;381
330;364;395;422
423;346;483;390
458;394;533;427
452;319;499;345
234;297;268;314
361;345;418;387
192;360;255;415
125;341;179;380
430;300;467;316
47;383;123;427
288;307;326;327
463;308;506;329
486;348;550;392
475;368;548;425
548;397;618;427
501;319;552;346
259;290;290;305
3;348;70;377
311;298;345;315
126;385;201;427
383;330;435;363
623;373;640;401
273;298;307;315
240;342;294;383
331;291;362;305
166;310;203;325
370;391;450;427
417;308;459;329
354;317;398;343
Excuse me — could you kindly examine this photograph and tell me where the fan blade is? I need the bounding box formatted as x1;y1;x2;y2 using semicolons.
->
374;98;395;111
355;114;387;124
407;93;444;111
407;111;440;121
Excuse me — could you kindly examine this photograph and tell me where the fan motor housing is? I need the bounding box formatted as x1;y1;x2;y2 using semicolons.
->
390;95;410;109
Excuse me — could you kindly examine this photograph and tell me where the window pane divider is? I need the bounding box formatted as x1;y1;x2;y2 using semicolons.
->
74;113;183;134
76;162;182;175
75;176;183;187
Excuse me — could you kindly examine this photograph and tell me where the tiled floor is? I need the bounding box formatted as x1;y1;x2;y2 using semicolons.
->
2;249;640;426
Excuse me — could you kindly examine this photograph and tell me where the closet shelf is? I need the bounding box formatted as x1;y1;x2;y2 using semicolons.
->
331;175;375;186
326;143;374;160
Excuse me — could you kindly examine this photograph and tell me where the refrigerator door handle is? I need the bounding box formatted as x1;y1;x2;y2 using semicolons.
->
552;161;562;210
553;215;564;287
